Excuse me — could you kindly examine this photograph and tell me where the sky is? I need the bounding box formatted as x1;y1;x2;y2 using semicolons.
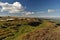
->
0;0;60;18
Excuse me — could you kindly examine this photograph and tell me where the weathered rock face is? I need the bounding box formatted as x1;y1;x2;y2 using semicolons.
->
22;25;60;40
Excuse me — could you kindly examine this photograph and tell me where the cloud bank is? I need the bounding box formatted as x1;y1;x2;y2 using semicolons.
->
25;12;34;15
0;2;59;17
0;2;35;16
0;2;23;13
48;9;56;13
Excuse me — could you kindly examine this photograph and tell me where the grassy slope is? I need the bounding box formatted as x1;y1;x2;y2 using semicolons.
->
0;17;43;40
20;20;60;40
14;20;56;40
0;17;59;40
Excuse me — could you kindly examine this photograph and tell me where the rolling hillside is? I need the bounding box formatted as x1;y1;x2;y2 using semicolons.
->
0;17;60;40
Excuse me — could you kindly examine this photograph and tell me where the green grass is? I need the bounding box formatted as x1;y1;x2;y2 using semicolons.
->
0;17;56;40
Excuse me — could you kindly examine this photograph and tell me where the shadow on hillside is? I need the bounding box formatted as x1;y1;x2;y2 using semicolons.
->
56;23;60;26
28;22;41;26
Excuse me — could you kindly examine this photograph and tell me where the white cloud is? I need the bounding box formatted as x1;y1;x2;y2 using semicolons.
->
0;2;35;16
25;12;34;16
48;9;55;13
0;2;24;13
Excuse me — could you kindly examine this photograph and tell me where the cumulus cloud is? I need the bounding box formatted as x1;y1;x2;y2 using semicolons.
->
0;2;23;13
25;12;34;16
48;9;55;13
0;2;35;16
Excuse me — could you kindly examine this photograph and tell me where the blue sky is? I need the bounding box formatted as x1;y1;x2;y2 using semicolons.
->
0;0;60;17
